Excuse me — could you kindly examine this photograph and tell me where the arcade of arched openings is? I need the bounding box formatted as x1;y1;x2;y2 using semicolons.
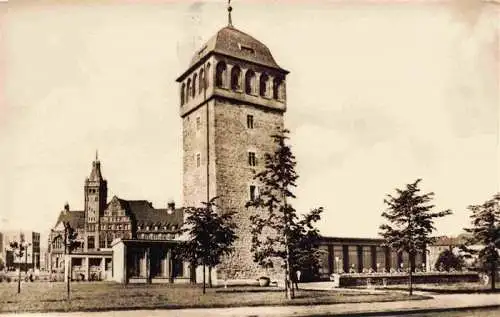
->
180;61;285;105
180;63;211;105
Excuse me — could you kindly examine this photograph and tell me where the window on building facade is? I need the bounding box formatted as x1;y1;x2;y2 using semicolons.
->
199;69;205;94
248;152;256;166
249;185;258;201
205;63;211;88
186;78;192;101
260;73;269;97
247;115;254;129
88;236;95;250
215;62;227;88
196;116;201;131
54;237;62;249
193;73;198;97
230;66;242;90
196;153;201;167
180;83;185;105
273;77;281;100
245;70;256;95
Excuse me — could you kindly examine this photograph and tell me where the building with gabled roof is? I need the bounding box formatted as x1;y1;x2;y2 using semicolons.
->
47;156;185;282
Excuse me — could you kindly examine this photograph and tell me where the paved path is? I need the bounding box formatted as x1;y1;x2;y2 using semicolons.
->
4;284;500;317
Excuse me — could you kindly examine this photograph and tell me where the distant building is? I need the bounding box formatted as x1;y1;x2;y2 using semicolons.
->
47;156;185;282
426;234;497;271
317;237;427;278
2;231;41;271
40;247;49;271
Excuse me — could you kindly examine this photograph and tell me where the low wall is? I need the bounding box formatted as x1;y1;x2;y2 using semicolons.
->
336;271;480;287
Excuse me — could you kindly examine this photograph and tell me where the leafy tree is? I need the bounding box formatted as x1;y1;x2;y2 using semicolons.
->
435;249;464;272
463;193;500;291
9;233;28;294
288;207;324;283
52;221;80;300
179;197;238;294
246;128;323;299
379;179;452;295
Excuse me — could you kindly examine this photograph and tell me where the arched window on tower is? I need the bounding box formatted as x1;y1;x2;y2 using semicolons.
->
215;61;227;88
273;77;285;100
245;70;256;95
180;83;185;105
205;63;211;88
192;73;197;97
259;73;269;97
199;68;205;94
186;78;192;102
230;66;242;91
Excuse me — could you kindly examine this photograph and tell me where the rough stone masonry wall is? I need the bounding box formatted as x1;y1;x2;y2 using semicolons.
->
213;98;285;281
182;99;217;209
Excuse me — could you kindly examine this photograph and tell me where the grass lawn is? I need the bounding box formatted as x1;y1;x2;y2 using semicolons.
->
0;281;429;313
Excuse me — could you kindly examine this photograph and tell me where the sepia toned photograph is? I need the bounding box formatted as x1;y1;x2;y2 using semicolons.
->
0;0;499;316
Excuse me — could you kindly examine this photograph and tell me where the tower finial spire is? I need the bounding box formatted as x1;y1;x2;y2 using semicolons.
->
95;149;98;161
227;0;233;27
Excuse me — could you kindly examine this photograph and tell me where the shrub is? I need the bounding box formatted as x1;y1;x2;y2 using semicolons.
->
435;249;465;272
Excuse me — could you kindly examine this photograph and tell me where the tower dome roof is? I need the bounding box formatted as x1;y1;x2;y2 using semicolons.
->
179;26;287;82
192;26;281;69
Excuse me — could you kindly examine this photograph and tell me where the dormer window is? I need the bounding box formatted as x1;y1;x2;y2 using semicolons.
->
239;44;255;54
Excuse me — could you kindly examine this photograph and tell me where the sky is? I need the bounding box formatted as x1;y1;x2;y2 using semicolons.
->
0;0;499;246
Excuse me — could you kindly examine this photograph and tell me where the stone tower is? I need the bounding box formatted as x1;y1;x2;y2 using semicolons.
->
84;153;108;250
177;12;288;280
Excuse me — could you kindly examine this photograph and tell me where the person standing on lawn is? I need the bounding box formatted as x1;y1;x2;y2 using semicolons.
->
293;270;301;290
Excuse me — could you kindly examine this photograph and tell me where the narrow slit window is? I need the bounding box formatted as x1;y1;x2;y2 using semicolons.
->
247;115;254;129
249;185;256;201
248;152;256;166
196;117;201;131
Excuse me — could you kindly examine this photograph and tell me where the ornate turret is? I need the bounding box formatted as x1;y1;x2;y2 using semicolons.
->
84;151;107;249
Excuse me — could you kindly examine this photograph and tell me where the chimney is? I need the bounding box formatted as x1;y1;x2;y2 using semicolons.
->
167;200;175;214
64;202;70;212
